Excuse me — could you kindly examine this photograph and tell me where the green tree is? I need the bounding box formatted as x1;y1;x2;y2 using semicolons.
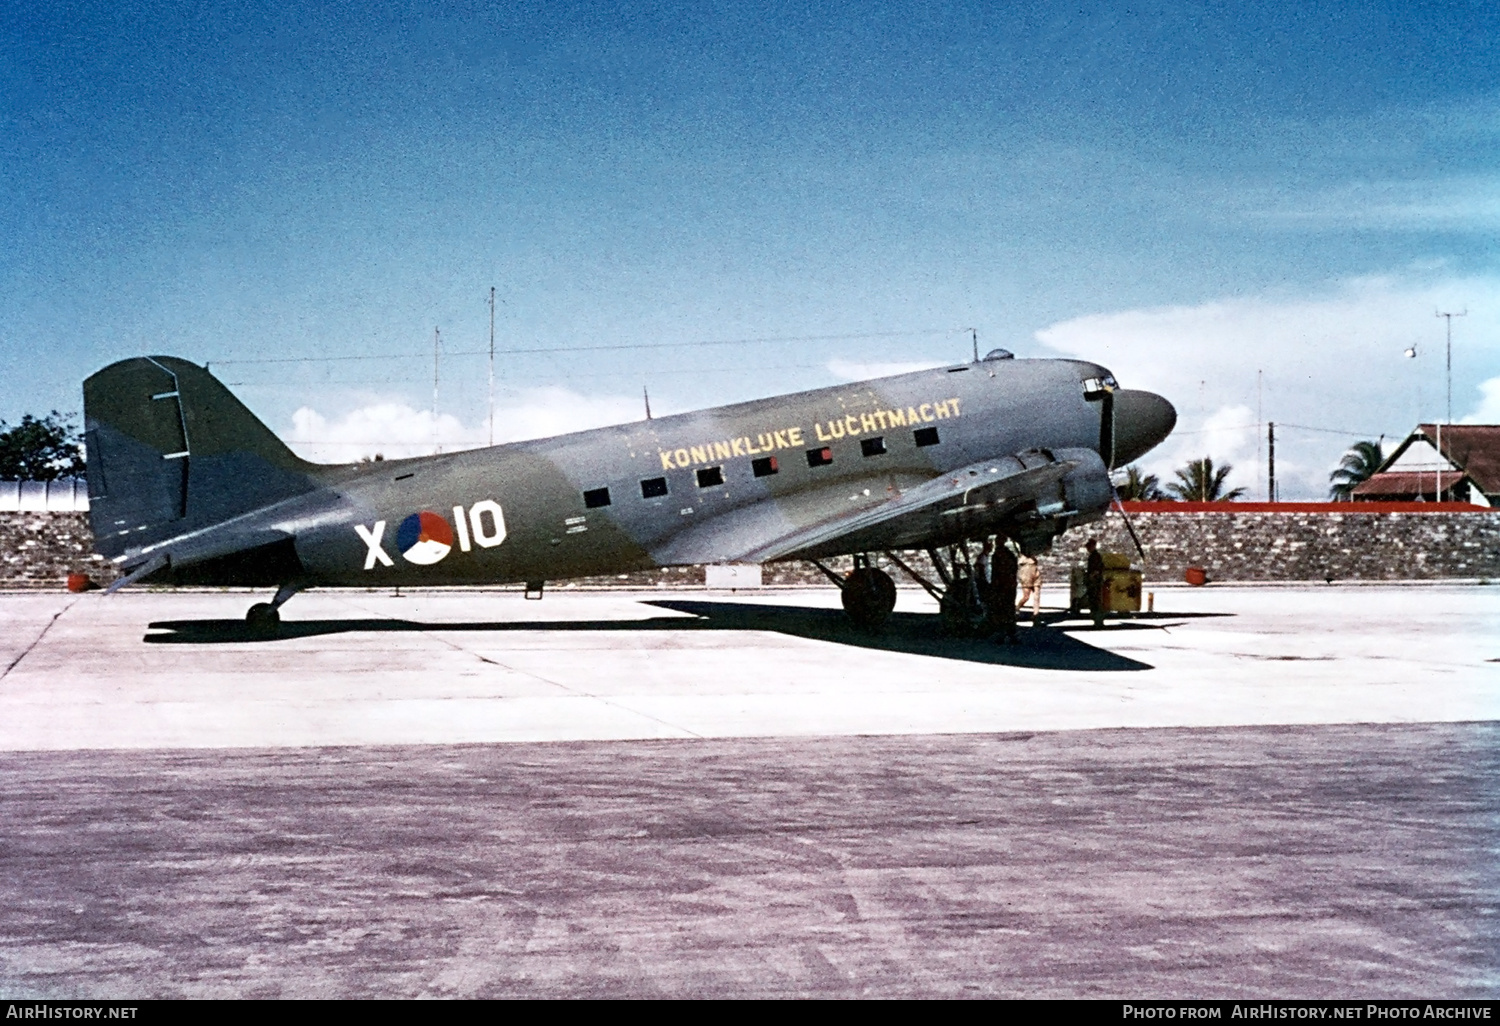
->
1328;440;1384;501
1114;463;1167;500
1166;456;1246;502
0;412;86;481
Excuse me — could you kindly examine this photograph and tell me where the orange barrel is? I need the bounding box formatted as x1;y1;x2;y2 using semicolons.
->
1183;566;1207;587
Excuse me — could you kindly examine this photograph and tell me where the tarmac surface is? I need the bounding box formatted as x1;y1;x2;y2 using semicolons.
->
1;585;1496;749
0;584;1497;998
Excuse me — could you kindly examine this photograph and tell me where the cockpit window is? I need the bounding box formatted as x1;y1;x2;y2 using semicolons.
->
1081;375;1118;398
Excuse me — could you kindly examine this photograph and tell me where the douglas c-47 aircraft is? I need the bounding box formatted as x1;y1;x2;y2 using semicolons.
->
83;350;1175;632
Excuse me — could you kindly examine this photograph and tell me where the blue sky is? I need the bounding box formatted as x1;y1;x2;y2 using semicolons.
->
3;1;1497;495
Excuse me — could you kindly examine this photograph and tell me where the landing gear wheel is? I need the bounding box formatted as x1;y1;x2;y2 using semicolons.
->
841;567;897;631
246;602;281;633
939;582;986;637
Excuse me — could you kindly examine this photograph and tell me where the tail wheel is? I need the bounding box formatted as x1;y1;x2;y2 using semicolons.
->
841;567;897;631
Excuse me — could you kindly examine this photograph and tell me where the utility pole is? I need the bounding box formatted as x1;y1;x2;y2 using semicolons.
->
1256;369;1263;493
433;327;441;455
488;287;496;447
1267;421;1276;503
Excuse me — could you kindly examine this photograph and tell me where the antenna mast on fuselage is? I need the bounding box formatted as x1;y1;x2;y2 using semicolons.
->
433;327;441;455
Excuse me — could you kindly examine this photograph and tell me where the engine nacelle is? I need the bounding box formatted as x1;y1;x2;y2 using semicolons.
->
1056;447;1113;525
1009;446;1112;555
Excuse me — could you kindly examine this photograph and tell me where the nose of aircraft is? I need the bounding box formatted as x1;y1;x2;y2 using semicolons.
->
1111;389;1177;466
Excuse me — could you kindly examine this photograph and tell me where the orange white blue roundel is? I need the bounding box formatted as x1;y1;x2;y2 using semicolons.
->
396;511;454;565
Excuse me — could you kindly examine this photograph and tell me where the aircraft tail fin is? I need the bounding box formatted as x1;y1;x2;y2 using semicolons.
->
84;356;319;560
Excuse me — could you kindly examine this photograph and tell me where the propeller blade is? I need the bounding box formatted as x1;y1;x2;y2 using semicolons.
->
1111;487;1147;563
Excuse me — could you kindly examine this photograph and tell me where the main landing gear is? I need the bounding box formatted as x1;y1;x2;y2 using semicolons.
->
924;545;988;636
877;544;1007;637
811;554;898;631
246;582;302;634
842;559;898;631
812;547;1002;635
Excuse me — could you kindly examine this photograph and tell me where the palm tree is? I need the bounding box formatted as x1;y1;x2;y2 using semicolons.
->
1114;464;1166;500
1328;440;1384;501
1167;457;1246;502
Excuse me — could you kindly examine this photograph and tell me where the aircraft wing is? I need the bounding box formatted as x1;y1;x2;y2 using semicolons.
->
652;448;1098;566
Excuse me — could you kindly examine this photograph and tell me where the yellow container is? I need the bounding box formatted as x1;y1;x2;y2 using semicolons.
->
1070;557;1144;614
1103;568;1144;612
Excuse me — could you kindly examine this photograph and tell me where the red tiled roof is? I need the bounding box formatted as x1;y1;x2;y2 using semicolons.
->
1352;470;1468;500
1413;424;1500;494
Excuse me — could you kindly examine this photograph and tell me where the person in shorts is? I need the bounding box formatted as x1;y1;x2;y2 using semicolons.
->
1016;550;1041;619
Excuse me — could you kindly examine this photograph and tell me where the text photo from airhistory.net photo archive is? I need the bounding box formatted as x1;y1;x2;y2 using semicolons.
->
1;0;1498;1010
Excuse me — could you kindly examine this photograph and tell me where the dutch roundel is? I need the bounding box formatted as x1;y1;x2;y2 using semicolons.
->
396;511;454;565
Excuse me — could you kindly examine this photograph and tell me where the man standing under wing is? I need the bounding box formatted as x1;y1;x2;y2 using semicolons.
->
1085;537;1106;628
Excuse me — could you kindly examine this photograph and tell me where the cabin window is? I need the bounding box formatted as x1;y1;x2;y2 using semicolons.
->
752;456;778;477
861;437;886;457
806;447;833;467
640;477;669;498
914;427;940;447
583;487;612;508
696;466;724;488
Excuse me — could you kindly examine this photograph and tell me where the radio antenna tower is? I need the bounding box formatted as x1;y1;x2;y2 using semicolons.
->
432;327;441;455
1435;309;1465;503
1436;309;1466;425
488;287;496;447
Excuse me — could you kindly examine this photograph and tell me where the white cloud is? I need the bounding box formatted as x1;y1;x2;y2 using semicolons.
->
1137;403;1285;498
1152;404;1259;493
283;387;644;463
1197;404;1257;466
1461;376;1500;425
827;358;947;382
1037;273;1500;497
286;404;476;463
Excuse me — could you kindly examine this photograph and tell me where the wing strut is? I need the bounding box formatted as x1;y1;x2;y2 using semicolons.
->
882;551;943;601
806;559;847;590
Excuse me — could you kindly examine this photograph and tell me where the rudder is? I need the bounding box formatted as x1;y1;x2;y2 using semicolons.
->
85;356;318;559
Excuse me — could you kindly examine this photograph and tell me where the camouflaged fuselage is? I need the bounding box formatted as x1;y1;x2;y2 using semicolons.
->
85;355;1176;588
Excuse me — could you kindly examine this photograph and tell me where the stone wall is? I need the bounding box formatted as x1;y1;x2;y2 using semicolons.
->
0;513;119;589
1039;508;1500;583
3;508;1497;590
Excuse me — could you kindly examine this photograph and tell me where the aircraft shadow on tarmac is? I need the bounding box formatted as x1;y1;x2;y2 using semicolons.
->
142;601;1230;671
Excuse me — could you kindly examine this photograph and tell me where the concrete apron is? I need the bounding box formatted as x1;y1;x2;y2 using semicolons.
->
0;584;1494;751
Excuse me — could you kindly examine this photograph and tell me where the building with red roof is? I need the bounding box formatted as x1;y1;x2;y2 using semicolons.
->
1352;424;1500;507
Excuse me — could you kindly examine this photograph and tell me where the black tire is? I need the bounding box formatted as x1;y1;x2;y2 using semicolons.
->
939;579;986;636
841;567;897;631
246;602;280;633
